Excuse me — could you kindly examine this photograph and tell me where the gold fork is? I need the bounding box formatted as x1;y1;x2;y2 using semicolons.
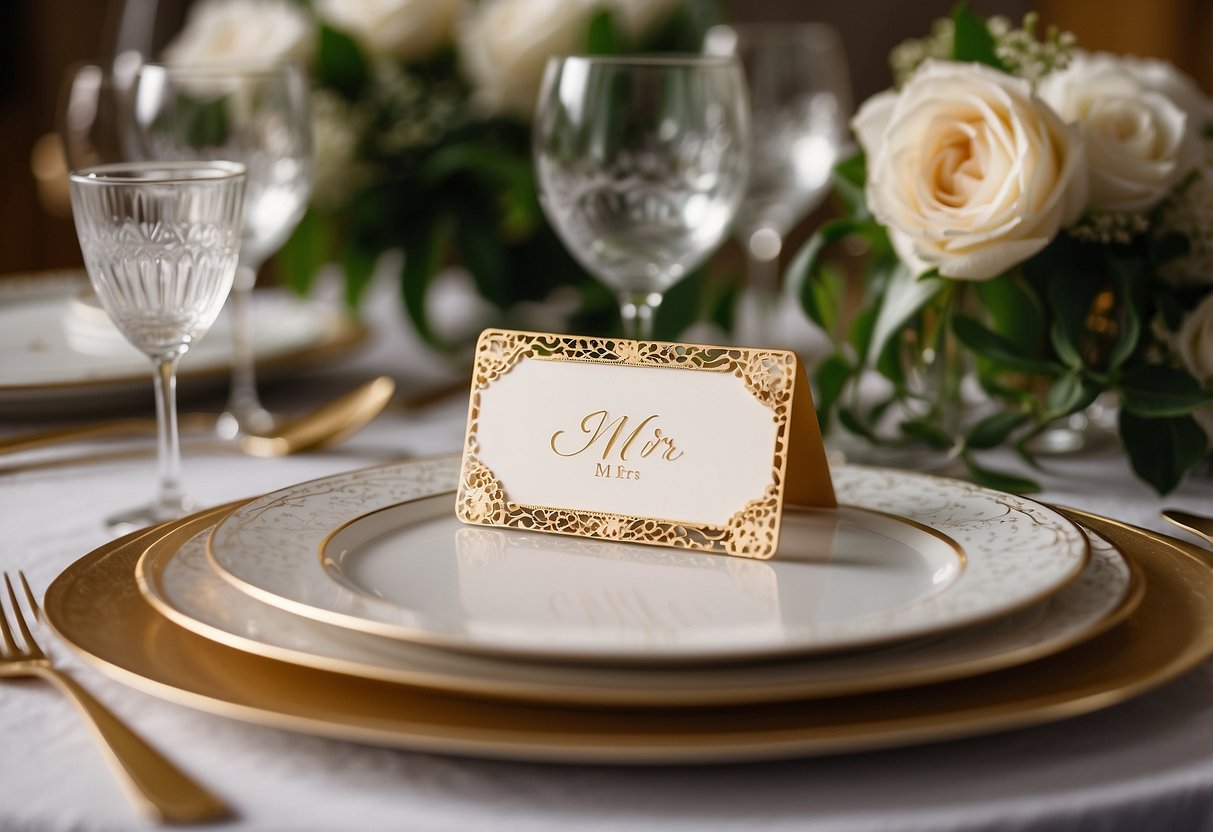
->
0;572;230;824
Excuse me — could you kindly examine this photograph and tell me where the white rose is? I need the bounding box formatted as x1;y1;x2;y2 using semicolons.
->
1119;54;1213;131
1175;293;1213;440
1176;293;1213;388
315;0;465;63
1039;53;1202;213
164;0;314;65
458;0;597;118
855;60;1087;281
610;0;681;40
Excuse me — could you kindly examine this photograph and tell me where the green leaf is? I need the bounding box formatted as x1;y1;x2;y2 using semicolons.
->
838;408;881;443
652;268;706;341
965;410;1029;450
813;354;852;429
962;454;1041;494
1106;259;1142;371
400;215;452;352
316;24;369;97
901;418;954;450
1044;372;1086;416
808;264;846;337
341;242;378;308
1044;262;1104;370
786;218;879;330
831;152;869;217
586;8;625;53
275;210;332;296
1119;410;1209;494
1049;317;1083;370
455;211;509;308
847;305;879;364
868;265;945;370
946;2;1004;68
973;273;1044;354
950;2;1005;69
1119;365;1213;416
952;315;1057;373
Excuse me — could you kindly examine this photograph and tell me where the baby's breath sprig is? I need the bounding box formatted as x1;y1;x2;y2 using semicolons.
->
889;17;954;86
1068;211;1151;246
994;12;1077;83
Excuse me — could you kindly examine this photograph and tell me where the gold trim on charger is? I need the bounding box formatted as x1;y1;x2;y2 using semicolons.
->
137;501;1138;708
44;503;1207;764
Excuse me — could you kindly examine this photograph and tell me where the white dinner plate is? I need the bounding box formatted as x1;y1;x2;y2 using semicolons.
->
207;457;1090;664
0;270;364;415
141;519;1139;707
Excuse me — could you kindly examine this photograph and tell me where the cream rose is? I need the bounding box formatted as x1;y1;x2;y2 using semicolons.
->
611;0;682;40
1174;293;1213;440
1176;294;1213;388
164;0;314;66
1120;55;1213;130
315;0;464;63
1039;53;1202;213
855;60;1087;281
457;0;597;118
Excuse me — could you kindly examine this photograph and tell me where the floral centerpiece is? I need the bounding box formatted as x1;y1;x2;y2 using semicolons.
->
790;4;1213;493
163;0;720;348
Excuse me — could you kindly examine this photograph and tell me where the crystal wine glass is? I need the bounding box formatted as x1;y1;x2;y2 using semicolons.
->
533;55;751;339
69;161;246;530
705;24;851;341
130;61;313;437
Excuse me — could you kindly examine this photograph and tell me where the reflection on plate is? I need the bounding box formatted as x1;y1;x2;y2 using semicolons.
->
139;516;1140;706
319;499;961;660
207;457;1089;663
0;270;365;415
45;504;1213;764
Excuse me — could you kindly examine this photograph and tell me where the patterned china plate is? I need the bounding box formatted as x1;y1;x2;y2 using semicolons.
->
140;518;1138;706
0;270;364;415
206;457;1089;663
44;505;1213;764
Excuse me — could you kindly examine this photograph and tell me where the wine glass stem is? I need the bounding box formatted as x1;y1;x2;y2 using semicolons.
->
224;263;266;427
151;351;185;512
746;229;783;341
619;291;664;340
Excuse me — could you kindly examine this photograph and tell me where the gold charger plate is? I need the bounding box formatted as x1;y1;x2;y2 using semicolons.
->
44;504;1213;764
136;506;1142;707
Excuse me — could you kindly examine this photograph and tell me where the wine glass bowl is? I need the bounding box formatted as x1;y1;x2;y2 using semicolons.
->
69;161;246;530
705;24;851;339
533;55;750;338
131;61;313;436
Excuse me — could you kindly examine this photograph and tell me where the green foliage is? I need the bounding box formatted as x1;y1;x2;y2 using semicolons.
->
283;2;727;351
949;3;1006;70
787;123;1212;495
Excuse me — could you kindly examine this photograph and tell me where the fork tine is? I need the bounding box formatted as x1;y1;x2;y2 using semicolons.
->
0;575;17;655
4;574;38;654
17;572;40;620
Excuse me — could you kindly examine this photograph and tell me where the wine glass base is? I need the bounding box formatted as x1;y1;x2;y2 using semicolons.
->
215;406;276;441
105;496;195;535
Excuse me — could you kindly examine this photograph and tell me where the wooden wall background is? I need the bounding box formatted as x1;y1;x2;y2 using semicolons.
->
1;0;1209;277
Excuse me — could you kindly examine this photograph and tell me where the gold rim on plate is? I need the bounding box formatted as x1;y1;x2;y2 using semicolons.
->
136;501;1141;708
44;503;1213;764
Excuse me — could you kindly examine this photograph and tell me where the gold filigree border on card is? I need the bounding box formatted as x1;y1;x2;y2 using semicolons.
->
456;330;799;559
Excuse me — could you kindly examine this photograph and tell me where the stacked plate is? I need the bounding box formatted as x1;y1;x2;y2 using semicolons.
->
0;270;365;415
44;455;1213;763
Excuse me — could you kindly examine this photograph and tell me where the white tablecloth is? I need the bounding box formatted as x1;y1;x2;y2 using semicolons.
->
2;285;1213;832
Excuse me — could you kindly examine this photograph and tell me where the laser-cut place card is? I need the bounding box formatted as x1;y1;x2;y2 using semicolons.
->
455;329;836;559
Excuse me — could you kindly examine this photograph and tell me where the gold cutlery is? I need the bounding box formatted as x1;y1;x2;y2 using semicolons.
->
1163;509;1213;548
0;572;229;823
0;375;396;458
